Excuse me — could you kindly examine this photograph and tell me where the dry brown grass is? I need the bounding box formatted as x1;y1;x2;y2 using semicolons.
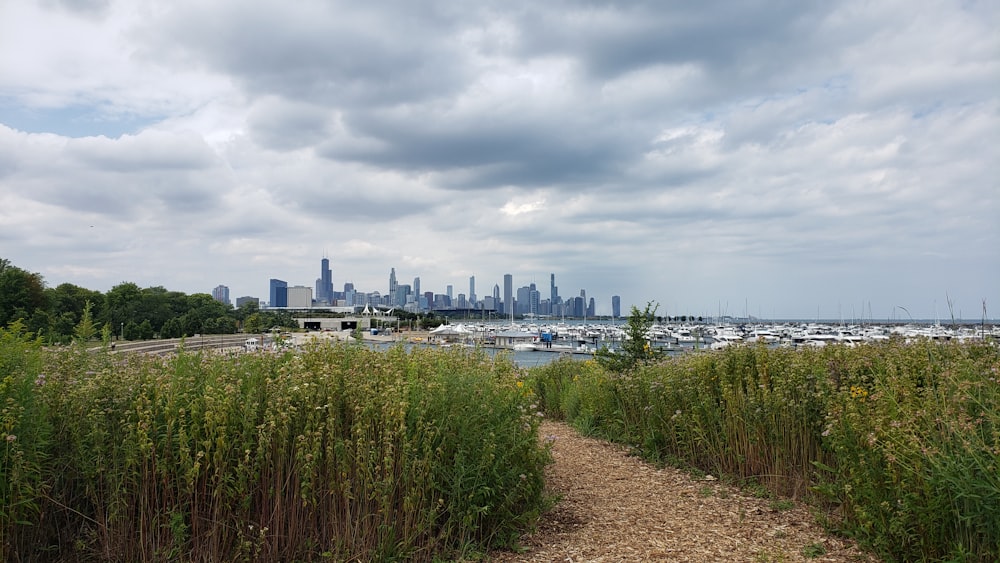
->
489;421;876;563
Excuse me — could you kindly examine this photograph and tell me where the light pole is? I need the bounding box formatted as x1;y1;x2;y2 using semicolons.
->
121;322;124;342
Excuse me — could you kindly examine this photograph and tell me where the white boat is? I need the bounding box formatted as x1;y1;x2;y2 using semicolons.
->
513;342;536;351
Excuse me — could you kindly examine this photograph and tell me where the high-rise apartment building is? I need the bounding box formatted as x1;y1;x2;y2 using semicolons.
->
212;284;230;305
469;275;476;306
269;279;287;308
612;295;621;318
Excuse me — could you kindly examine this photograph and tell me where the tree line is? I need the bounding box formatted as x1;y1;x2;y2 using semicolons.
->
0;257;298;343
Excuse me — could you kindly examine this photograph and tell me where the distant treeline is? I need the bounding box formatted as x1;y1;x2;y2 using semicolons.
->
0;257;298;343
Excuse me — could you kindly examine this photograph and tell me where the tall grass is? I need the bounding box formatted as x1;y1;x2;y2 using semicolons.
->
1;328;550;562
1;322;50;561
530;339;1000;562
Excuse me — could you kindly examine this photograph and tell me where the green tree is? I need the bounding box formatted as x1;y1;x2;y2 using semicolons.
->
161;317;183;339
74;300;98;342
595;301;664;372
137;319;155;340
46;282;104;341
244;313;262;334
103;282;142;337
0;258;47;328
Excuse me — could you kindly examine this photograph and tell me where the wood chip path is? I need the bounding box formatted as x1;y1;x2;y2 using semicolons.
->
488;421;876;563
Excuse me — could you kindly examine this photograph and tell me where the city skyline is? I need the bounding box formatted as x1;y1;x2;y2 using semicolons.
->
242;257;622;317
1;1;996;321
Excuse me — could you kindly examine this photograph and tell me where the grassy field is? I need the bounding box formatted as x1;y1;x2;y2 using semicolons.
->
530;338;999;562
1;324;550;562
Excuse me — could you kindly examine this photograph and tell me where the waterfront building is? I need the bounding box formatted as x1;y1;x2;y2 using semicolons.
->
612;295;621;318
469;275;476;307
269;279;288;308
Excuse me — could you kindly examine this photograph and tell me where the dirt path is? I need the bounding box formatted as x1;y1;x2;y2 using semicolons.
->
489;421;875;563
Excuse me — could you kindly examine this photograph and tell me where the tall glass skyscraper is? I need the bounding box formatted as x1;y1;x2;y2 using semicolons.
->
269;279;287;308
316;257;333;304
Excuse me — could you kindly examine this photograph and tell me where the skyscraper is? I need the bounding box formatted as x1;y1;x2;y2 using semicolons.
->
529;283;540;316
503;274;513;316
269;279;287;308
612;295;621;318
212;284;230;305
469;275;476;306
388;268;397;306
550;273;558;303
316;257;333;305
516;285;531;315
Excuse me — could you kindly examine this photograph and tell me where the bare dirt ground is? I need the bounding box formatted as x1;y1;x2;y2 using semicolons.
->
488;421;876;563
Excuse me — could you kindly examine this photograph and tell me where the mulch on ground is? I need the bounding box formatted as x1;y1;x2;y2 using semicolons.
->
489;421;875;563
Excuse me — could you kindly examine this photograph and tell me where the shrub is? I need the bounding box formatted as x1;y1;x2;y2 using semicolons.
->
1;340;551;562
529;339;1000;562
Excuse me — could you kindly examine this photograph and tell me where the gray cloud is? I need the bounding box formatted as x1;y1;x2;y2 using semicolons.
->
0;0;996;318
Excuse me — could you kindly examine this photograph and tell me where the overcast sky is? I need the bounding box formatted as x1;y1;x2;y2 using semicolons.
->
1;0;997;320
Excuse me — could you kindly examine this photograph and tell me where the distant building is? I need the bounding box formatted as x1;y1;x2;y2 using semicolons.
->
212;285;230;305
287;286;312;308
389;268;397;306
612;295;621;318
469;275;476;307
236;296;259;308
269;279;288;308
316;257;333;305
396;284;411;308
516;285;530;315
503;274;513;316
